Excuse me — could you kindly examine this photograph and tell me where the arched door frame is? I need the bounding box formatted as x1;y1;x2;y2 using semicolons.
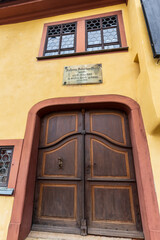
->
7;95;160;240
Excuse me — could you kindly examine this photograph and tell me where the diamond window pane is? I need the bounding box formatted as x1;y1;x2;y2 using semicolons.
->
61;34;74;49
46;36;60;50
87;46;102;51
86;18;100;30
102;16;117;28
104;44;120;49
103;28;118;43
45;52;59;56
0;148;13;186
62;23;76;34
60;50;75;55
48;25;61;35
88;30;101;45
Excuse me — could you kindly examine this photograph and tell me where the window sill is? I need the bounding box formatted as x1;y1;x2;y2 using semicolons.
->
37;47;128;60
0;187;14;196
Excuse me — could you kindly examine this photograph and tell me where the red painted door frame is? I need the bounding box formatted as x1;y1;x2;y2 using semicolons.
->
7;95;160;240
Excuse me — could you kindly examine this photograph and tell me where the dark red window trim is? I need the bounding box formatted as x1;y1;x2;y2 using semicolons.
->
0;146;14;188
38;10;128;59
0;139;23;194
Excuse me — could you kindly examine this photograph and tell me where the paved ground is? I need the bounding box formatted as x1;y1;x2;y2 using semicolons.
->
26;231;131;240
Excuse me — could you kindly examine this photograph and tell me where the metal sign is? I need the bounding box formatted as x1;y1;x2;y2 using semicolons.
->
63;64;103;85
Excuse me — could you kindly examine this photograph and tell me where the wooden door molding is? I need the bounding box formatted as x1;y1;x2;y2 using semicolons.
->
7;95;160;240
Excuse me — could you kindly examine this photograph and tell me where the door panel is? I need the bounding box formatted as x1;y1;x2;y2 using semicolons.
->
33;109;143;238
33;111;83;234
34;181;80;222
85;110;131;146
39;112;82;147
33;180;82;234
86;182;140;229
85;136;142;233
90;138;131;178
46;114;78;146
86;184;143;238
38;183;77;220
41;139;78;177
85;110;143;238
37;136;82;180
93;185;134;223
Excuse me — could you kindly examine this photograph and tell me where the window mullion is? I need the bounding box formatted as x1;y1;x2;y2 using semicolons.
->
74;22;77;53
116;16;121;47
59;24;63;55
100;18;104;49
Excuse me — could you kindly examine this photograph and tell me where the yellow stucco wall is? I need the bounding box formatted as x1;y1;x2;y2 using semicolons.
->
0;197;14;240
0;3;135;139
0;0;160;239
127;0;160;211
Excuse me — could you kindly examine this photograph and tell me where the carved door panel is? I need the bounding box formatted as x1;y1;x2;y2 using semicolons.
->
85;111;143;238
33;112;84;234
32;109;143;238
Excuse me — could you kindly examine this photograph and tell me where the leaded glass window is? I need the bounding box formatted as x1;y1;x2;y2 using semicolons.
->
0;147;13;187
39;11;127;59
44;22;77;56
86;16;121;51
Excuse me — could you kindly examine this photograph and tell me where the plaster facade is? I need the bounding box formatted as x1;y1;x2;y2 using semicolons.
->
0;0;160;239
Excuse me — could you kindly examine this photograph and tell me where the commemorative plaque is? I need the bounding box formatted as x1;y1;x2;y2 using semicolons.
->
63;64;102;85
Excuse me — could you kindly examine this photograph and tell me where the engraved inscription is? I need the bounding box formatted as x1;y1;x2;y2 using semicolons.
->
63;64;103;85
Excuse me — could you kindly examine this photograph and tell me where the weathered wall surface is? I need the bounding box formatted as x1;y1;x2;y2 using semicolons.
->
127;0;160;211
0;3;135;140
0;0;160;239
0;197;14;240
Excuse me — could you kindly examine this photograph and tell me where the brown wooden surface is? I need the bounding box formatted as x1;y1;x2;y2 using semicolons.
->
89;137;134;179
38;139;78;178
33;109;143;238
33;112;83;234
0;0;127;25
85;111;142;237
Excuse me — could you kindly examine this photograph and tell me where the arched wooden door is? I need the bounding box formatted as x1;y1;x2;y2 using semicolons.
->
32;109;143;239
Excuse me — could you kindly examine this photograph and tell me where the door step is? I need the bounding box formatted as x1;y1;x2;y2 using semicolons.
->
26;231;131;240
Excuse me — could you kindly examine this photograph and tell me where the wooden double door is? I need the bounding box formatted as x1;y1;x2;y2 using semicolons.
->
32;109;143;239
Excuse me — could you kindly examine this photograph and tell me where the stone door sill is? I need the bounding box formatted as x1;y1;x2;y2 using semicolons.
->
26;231;131;240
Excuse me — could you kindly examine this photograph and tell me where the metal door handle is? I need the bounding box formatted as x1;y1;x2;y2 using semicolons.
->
58;157;63;169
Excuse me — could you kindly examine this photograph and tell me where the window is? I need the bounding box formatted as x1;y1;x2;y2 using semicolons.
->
44;22;77;56
0;147;13;187
38;11;127;58
86;16;120;51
